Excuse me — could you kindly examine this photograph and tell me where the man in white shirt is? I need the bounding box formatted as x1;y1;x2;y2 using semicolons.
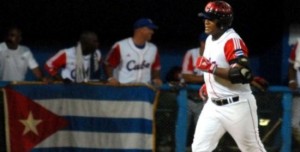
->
0;27;45;81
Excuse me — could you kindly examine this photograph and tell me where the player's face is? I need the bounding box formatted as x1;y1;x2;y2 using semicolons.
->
141;27;154;41
6;29;22;46
204;19;224;40
82;35;99;55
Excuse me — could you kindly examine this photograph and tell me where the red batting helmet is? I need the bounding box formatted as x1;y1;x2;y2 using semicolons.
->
199;1;233;28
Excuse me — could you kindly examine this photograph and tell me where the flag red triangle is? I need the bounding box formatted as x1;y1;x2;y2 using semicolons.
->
4;87;69;152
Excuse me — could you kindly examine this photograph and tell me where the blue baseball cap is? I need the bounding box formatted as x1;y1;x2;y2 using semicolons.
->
133;18;158;30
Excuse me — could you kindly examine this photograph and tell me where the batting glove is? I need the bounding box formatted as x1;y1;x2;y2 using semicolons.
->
196;57;217;73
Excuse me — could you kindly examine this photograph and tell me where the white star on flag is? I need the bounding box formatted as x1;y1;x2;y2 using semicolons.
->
19;111;43;135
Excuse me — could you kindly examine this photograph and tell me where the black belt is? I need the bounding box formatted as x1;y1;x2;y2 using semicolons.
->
212;96;239;106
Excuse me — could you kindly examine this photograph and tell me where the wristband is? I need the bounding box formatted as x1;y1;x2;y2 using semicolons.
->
107;77;114;81
289;80;296;84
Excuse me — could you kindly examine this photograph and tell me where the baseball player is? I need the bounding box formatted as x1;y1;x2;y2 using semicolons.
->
192;1;266;152
104;18;162;86
45;31;101;83
288;38;300;145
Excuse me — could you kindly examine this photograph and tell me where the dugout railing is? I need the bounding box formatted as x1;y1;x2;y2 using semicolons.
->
158;84;292;152
0;81;292;152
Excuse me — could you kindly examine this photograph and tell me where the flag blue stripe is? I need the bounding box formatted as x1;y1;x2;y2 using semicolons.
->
10;84;156;103
32;148;152;152
63;116;152;133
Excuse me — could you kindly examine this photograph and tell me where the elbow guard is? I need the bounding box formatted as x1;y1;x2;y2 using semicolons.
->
228;67;253;84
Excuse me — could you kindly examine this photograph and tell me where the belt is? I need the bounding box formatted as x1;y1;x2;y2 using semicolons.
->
212;96;239;106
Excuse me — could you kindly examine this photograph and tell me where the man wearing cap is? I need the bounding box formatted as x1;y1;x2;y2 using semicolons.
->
104;18;162;86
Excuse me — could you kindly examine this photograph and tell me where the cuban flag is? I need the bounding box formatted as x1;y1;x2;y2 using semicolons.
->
0;83;158;152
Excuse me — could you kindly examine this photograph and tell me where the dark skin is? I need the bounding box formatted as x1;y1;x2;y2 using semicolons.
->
5;28;47;82
80;32;99;55
51;32;99;82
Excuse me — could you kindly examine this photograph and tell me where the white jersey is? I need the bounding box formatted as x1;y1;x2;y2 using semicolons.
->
45;47;101;82
203;28;252;98
0;42;39;81
105;37;161;84
182;47;204;76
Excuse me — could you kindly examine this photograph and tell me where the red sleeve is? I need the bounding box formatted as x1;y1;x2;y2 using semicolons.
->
105;45;121;68
44;51;67;76
151;51;161;70
290;42;298;62
181;50;194;74
224;38;248;62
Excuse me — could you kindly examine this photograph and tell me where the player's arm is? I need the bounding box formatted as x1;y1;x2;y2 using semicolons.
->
288;43;298;90
182;74;204;83
196;38;252;84
44;50;66;81
196;55;252;84
288;63;298;90
25;49;48;82
104;45;121;85
151;51;162;86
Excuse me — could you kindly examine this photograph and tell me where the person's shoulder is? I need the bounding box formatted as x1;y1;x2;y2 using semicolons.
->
116;37;130;44
0;42;6;51
60;46;75;53
18;45;31;51
147;41;157;49
226;28;241;38
111;37;130;48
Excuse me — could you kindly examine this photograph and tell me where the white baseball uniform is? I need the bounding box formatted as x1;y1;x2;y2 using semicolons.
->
45;46;101;82
105;37;161;84
192;28;266;152
0;42;39;81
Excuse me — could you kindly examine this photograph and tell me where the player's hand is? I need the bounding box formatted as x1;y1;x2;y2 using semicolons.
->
289;80;298;91
199;84;208;102
196;57;217;73
106;77;120;85
152;78;163;87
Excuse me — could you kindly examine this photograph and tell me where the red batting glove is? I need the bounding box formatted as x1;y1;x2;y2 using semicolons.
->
199;84;208;102
196;57;217;73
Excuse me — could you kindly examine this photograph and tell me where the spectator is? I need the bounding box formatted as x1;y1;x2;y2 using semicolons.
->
193;1;266;151
181;33;207;149
0;26;46;82
104;18;162;86
45;31;101;83
288;38;300;147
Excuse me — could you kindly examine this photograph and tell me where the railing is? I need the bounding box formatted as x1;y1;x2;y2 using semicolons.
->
0;81;293;152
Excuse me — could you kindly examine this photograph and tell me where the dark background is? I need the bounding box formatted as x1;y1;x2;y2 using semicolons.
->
0;0;298;54
0;0;299;84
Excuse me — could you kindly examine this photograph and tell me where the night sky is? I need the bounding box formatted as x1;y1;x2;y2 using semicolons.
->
0;0;298;54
